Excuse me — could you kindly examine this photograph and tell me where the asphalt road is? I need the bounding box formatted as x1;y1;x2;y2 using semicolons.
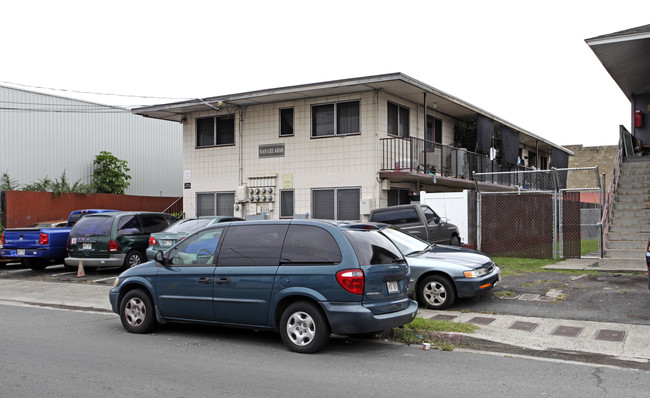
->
1;303;648;398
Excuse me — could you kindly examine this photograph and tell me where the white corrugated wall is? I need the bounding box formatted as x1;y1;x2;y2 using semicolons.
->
0;85;182;197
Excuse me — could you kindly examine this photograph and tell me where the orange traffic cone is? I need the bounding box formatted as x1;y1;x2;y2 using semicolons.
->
76;259;85;277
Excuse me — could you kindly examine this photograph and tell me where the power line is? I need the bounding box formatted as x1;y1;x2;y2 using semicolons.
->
0;80;192;101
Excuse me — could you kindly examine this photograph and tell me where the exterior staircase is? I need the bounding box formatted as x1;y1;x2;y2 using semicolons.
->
601;158;650;271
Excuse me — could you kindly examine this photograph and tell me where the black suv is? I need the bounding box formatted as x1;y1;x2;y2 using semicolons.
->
65;211;177;270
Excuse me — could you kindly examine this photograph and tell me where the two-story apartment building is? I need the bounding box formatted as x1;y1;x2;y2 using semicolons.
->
133;73;571;221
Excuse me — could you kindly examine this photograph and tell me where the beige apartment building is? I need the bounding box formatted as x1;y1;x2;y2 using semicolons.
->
133;73;571;221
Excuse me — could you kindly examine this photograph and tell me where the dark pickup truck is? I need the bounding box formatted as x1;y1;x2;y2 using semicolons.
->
0;209;115;270
369;204;462;246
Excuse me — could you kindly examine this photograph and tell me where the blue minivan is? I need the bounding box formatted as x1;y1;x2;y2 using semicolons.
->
109;220;418;353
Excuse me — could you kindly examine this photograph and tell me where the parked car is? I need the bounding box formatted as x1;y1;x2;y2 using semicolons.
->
369;204;462;246
379;225;500;309
0;209;116;270
66;211;177;271
109;219;418;353
146;216;244;259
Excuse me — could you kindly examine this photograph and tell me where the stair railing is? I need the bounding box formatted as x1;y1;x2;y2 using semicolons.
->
601;127;628;256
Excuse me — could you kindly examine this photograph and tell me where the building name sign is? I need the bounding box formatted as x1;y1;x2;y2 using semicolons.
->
259;143;285;158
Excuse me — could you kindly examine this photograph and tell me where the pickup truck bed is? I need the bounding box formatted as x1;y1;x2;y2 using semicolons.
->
1;227;71;269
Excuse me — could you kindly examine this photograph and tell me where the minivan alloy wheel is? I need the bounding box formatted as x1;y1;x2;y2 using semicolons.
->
119;289;156;333
125;297;147;327
280;302;330;354
287;311;316;346
123;251;145;271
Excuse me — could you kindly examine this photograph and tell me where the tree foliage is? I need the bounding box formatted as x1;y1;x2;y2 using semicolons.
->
22;171;92;194
1;171;20;191
92;151;132;194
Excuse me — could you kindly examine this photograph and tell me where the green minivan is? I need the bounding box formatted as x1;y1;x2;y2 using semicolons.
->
65;211;177;271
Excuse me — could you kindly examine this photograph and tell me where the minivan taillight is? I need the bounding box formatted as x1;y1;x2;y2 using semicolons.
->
336;269;364;295
39;233;49;245
149;236;157;245
109;240;119;252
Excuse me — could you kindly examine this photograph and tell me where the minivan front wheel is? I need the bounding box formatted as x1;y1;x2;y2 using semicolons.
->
120;289;156;333
280;302;330;354
123;251;144;271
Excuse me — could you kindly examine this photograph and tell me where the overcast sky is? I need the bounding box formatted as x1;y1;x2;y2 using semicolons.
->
2;0;648;146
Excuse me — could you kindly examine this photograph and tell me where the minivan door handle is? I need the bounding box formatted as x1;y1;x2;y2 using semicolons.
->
197;277;212;284
215;277;231;285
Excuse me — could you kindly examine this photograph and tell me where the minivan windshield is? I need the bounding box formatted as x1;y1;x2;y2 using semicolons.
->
70;216;113;237
380;226;429;256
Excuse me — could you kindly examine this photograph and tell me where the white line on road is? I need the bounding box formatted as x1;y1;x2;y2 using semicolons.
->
51;272;77;277
92;277;117;283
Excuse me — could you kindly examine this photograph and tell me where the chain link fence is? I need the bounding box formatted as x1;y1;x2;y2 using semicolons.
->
474;167;603;259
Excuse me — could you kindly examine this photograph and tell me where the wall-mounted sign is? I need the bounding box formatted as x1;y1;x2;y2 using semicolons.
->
282;174;293;189
259;143;285;158
184;183;191;189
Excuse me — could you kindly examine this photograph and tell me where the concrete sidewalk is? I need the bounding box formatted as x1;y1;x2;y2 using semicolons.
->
418;308;650;366
543;258;647;272
0;279;113;313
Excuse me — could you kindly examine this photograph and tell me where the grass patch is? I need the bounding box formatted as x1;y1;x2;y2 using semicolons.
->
381;317;478;351
493;257;601;276
581;239;599;255
403;317;478;334
492;257;558;275
494;290;516;298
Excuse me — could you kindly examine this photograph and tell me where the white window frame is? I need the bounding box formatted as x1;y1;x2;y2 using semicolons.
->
311;187;361;221
311;100;360;138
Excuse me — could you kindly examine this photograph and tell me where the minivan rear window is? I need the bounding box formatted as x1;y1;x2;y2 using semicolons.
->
281;225;342;264
70;216;113;237
342;229;404;265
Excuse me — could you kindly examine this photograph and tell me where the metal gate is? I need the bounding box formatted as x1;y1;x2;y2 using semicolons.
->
473;167;603;259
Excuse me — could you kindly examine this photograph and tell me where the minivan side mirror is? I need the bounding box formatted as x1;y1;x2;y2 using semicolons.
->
154;250;165;264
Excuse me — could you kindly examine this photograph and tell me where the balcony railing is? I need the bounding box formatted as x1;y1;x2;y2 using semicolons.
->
380;136;534;182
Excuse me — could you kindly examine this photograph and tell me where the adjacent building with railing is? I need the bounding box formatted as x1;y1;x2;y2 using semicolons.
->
132;73;572;222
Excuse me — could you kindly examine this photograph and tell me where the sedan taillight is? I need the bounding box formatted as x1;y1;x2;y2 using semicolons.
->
149;236;157;245
336;269;364;295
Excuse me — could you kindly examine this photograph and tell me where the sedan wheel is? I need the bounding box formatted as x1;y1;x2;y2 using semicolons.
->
418;275;456;310
280;302;330;354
